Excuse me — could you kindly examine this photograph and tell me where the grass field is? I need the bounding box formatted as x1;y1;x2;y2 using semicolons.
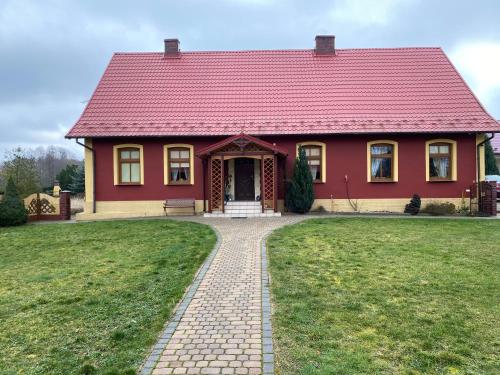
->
267;218;500;375
0;219;216;374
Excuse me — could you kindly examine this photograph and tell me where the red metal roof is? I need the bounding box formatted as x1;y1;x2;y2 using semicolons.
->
66;47;500;138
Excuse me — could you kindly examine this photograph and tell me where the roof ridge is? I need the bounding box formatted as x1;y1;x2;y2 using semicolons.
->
113;47;443;55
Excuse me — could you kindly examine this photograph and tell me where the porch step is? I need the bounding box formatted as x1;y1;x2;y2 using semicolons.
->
225;201;261;207
204;200;280;218
225;200;262;214
203;211;281;218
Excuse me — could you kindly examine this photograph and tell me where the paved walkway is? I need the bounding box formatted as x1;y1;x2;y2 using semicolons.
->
144;217;303;375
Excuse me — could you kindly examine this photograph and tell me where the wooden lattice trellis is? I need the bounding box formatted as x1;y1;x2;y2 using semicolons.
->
210;158;223;211
26;194;57;216
263;157;275;210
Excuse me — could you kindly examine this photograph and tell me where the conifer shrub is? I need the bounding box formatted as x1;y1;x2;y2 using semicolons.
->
404;194;421;215
0;177;28;227
285;147;314;213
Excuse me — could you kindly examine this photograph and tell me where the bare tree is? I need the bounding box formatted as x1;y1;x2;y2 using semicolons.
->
1;148;41;197
1;146;82;195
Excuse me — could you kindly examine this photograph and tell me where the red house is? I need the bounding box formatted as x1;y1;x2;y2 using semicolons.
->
66;36;500;219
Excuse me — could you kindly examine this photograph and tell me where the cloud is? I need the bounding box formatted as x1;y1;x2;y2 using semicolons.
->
0;0;500;160
449;41;500;116
0;94;84;158
329;0;415;27
224;0;275;5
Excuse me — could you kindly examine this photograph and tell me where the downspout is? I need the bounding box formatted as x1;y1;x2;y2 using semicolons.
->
75;138;96;214
476;133;494;183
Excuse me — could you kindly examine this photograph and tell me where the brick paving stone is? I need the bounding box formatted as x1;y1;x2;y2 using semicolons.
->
147;217;303;374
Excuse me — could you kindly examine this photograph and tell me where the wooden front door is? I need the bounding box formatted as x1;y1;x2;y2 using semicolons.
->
234;158;255;201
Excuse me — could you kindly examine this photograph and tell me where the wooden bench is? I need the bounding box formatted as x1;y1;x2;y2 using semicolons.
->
163;198;196;216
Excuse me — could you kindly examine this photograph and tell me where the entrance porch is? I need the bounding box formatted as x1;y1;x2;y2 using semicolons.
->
197;134;288;217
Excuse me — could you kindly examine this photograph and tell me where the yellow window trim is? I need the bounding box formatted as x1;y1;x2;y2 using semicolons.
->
296;141;326;183
366;140;399;182
113;144;145;185
84;138;94;207
425;139;457;182
164;144;195;185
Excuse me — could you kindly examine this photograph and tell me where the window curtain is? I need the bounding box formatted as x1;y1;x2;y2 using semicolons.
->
179;164;189;181
170;163;179;181
309;165;319;180
371;158;382;177
431;158;449;178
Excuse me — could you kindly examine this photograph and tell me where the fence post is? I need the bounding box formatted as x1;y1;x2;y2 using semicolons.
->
59;191;71;220
487;181;497;216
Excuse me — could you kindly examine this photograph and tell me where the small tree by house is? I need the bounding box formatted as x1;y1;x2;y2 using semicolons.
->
0;177;28;227
286;146;314;213
1;147;41;197
69;165;85;194
485;140;499;175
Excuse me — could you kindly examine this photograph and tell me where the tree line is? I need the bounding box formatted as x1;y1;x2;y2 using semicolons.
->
0;146;84;197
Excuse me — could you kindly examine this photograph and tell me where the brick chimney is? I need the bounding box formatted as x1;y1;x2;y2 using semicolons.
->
315;35;335;55
164;38;180;57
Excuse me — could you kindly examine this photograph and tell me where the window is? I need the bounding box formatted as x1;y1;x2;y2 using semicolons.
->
303;145;322;182
429;143;452;180
425;139;457;181
367;140;398;182
169;148;190;184
370;144;393;180
119;148;141;183
296;142;326;183
164;144;194;185
113;144;144;185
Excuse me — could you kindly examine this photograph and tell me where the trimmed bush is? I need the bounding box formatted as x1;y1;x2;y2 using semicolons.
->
404;194;421;215
0;177;28;227
285;147;314;213
420;202;456;216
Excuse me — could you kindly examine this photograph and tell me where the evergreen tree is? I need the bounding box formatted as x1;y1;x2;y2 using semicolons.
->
0;177;28;226
1;147;40;197
285;147;314;213
69;165;85;194
485;140;499;175
56;164;79;190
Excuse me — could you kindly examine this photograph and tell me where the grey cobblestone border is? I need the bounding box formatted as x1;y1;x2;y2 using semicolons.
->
261;234;275;375
138;225;223;374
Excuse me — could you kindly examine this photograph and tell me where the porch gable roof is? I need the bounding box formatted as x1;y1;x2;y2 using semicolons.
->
196;133;288;158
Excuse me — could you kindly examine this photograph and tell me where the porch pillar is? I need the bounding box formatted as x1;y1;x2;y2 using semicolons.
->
273;154;278;212
221;155;225;213
208;156;212;213
260;155;265;213
202;158;207;212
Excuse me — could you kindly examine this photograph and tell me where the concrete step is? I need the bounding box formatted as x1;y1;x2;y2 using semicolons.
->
225;201;261;207
224;208;262;213
203;212;281;218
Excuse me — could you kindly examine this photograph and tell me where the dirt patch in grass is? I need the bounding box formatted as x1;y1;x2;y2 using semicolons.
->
0;219;216;374
268;218;500;374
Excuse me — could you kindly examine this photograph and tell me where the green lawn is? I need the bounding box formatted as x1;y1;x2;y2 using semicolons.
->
267;218;500;375
0;220;216;375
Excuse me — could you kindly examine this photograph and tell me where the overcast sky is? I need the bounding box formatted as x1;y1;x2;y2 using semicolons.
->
1;0;499;160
